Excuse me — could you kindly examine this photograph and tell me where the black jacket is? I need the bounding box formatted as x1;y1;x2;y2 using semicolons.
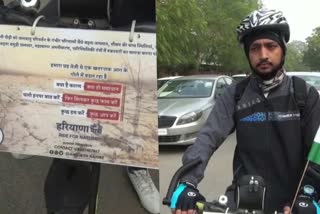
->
181;74;320;213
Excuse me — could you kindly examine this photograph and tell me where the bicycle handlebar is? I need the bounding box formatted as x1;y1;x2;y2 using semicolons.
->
163;158;285;214
162;157;202;206
195;201;280;214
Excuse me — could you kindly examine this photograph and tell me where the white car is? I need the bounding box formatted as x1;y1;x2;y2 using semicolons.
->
232;74;248;82
286;71;320;93
158;76;182;89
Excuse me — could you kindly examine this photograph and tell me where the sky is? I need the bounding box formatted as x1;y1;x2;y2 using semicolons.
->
262;0;320;42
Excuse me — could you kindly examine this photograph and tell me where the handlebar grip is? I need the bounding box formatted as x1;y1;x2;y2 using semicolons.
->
162;157;202;206
196;201;205;213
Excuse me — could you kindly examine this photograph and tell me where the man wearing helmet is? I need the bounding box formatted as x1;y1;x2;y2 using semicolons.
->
237;9;290;80
169;9;320;214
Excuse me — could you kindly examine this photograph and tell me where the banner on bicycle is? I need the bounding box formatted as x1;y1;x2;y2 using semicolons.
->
0;25;158;168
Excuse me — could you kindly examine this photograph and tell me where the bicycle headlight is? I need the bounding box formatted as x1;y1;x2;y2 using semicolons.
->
177;111;203;125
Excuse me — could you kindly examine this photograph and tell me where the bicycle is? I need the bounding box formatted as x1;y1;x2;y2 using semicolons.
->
163;157;319;214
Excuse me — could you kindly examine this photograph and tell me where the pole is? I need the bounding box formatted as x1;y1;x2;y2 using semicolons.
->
290;160;310;211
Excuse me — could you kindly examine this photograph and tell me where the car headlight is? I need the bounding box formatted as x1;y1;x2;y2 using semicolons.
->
176;111;203;125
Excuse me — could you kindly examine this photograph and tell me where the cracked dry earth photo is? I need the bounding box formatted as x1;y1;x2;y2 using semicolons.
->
0;73;159;168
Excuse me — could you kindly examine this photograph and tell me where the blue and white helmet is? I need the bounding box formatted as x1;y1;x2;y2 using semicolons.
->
236;9;290;44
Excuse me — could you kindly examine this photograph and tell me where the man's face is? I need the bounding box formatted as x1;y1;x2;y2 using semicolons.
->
248;38;283;77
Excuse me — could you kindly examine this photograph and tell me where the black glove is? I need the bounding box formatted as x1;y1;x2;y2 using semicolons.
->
171;183;205;211
293;195;317;214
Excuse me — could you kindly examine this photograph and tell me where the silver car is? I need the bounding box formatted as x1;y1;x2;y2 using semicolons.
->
158;76;182;89
286;71;320;94
158;75;234;145
232;74;248;82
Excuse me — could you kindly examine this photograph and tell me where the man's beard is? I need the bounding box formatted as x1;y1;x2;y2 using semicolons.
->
252;65;280;80
250;57;284;80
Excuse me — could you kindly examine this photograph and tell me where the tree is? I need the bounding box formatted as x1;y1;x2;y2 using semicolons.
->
200;0;260;74
285;40;310;71
303;27;320;71
156;0;261;75
156;0;207;70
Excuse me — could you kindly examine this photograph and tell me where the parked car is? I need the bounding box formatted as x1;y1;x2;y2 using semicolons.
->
232;74;248;82
157;76;182;89
158;75;234;145
286;71;320;93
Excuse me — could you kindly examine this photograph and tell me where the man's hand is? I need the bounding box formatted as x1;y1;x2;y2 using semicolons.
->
283;205;291;214
171;208;195;214
170;183;205;214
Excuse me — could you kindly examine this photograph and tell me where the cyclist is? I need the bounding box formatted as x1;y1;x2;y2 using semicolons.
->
170;9;320;214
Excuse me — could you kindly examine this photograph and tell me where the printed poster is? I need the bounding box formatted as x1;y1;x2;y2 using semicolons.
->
0;25;158;168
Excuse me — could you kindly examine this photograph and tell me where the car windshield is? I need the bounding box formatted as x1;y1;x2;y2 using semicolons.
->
158;79;168;89
158;79;215;98
293;75;320;90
